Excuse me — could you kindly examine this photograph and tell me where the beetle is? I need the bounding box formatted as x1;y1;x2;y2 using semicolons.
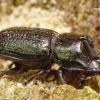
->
0;27;100;85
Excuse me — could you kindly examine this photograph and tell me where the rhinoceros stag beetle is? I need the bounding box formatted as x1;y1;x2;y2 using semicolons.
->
0;27;100;85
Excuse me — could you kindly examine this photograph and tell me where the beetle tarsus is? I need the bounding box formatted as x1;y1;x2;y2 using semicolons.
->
23;69;46;86
0;62;21;78
0;63;13;78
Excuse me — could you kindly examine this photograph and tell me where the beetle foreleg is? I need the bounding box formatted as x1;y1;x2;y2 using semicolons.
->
57;68;66;84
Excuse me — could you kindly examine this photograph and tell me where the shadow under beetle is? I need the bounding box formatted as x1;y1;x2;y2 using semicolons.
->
0;27;100;85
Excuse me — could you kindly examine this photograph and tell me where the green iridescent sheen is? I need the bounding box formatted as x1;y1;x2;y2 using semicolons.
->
3;40;48;56
54;46;78;61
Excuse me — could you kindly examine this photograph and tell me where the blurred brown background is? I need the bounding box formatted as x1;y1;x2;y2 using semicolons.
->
0;0;100;99
0;0;100;50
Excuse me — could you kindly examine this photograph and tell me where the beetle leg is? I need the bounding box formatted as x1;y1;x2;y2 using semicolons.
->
23;69;46;85
0;62;13;78
0;62;21;78
57;68;66;84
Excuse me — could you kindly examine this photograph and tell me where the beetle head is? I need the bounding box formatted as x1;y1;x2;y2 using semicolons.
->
80;35;99;60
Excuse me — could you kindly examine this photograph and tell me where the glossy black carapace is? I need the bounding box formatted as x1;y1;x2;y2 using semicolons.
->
0;27;100;85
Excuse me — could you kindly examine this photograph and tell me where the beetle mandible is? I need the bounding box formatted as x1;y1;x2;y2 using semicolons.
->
0;27;100;85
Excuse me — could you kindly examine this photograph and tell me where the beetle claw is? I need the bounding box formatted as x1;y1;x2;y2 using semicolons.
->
22;81;27;86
